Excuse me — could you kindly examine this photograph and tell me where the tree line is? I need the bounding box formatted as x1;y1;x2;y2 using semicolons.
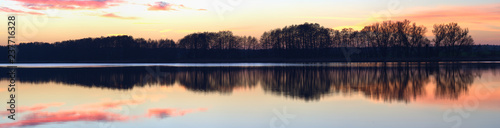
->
3;19;500;62
177;20;474;51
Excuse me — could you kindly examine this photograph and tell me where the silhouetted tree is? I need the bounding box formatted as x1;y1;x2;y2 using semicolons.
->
361;20;430;58
433;23;474;57
260;23;332;49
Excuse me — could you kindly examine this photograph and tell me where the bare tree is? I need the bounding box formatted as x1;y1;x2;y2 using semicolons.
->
432;23;474;56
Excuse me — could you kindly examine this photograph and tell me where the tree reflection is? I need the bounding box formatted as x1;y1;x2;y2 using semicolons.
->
260;67;333;101
175;68;258;93
1;63;497;102
435;65;477;99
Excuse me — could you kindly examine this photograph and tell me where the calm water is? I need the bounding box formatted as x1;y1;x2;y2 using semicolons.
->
1;63;500;128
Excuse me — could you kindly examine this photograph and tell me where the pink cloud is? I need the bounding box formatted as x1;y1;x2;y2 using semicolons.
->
0;100;207;127
0;108;207;127
101;13;139;20
0;110;131;127
18;103;65;112
0;103;64;116
0;7;44;15
14;0;123;10
148;1;176;11
395;3;500;32
147;108;207;118
401;4;500;20
147;1;206;11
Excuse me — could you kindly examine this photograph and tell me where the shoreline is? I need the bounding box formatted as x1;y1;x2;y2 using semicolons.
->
5;57;500;63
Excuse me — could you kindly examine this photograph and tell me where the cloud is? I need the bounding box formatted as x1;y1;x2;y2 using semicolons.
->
0;108;207;127
148;1;176;11
14;0;123;10
400;4;500;21
18;103;65;112
147;108;207;119
147;1;206;11
0;110;131;127
0;100;207;127
0;7;44;15
100;13;138;19
0;103;64;116
394;3;500;32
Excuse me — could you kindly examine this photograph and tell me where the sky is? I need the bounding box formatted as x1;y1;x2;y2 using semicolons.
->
0;0;499;45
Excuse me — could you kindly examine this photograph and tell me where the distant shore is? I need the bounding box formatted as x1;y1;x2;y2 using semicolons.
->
8;57;500;63
3;22;500;63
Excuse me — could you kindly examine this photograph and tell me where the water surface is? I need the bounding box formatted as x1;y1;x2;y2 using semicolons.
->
1;63;499;128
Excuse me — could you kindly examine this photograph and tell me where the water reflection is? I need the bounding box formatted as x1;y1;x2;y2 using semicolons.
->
1;63;498;102
0;100;207;127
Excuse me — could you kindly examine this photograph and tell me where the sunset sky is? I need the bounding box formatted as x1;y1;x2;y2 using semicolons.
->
0;0;499;45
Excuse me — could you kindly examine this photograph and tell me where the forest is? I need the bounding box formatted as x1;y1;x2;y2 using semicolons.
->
2;19;499;62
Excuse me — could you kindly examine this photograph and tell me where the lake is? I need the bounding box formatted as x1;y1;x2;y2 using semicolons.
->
1;63;499;128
